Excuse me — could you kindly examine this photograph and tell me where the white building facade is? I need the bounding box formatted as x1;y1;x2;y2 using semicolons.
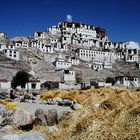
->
53;58;72;70
3;48;19;61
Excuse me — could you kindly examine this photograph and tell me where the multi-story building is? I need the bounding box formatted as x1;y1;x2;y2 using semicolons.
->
53;58;72;70
76;48;117;63
33;32;47;39
3;48;19;61
68;57;80;65
54;42;68;52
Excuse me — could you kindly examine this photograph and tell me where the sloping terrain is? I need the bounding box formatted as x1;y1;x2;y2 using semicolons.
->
0;47;139;82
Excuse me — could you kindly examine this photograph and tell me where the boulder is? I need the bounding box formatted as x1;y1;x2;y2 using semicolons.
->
46;109;58;126
62;99;73;106
34;108;57;126
57;110;70;121
53;97;63;104
57;99;73;106
72;103;83;110
2;132;46;140
34;109;47;126
12;107;34;130
46;126;58;133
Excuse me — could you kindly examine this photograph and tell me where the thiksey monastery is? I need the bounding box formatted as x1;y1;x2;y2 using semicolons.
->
0;20;140;91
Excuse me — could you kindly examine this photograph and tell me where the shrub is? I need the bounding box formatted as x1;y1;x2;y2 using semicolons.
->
11;70;30;89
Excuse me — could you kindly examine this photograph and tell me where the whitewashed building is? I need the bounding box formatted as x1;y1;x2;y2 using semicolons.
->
33;32;46;39
25;79;41;90
3;48;19;61
124;42;139;62
50;38;59;44
57;69;81;90
63;69;76;83
0;79;11;93
48;26;61;35
76;48;117;63
53;58;72;70
91;62;103;70
54;42;68;52
115;76;139;87
45;44;54;53
69;57;80;65
12;37;30;48
15;41;29;48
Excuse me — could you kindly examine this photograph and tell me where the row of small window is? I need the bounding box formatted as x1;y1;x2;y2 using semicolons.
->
80;51;106;55
16;42;28;45
9;53;17;57
32;43;44;46
51;39;57;42
128;56;138;60
4;50;17;54
93;65;102;68
57;62;71;66
77;29;96;34
65;72;74;75
124;78;137;81
81;54;96;57
8;46;14;49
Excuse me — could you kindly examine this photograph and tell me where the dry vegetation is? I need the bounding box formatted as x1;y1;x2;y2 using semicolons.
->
0;99;16;110
33;87;140;140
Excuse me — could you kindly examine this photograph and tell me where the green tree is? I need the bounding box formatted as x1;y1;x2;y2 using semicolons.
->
11;70;30;89
106;77;116;85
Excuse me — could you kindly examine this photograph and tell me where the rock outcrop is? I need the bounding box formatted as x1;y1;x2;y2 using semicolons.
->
12;107;34;130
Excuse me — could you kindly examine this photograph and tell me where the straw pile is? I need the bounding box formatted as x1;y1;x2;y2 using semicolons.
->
37;87;140;140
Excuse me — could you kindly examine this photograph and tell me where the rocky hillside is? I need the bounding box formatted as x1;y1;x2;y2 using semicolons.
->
0;47;139;82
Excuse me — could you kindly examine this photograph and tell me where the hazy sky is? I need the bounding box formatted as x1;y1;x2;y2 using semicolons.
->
0;0;140;43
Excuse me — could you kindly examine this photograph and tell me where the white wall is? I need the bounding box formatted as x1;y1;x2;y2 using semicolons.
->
64;71;76;83
59;83;81;90
7;45;16;50
116;77;139;87
62;37;71;44
46;45;54;53
50;38;58;44
25;82;41;90
3;49;19;61
69;58;80;65
34;32;46;39
77;28;96;37
55;61;72;69
78;48;117;63
48;26;61;35
98;82;112;87
0;82;11;89
54;43;68;52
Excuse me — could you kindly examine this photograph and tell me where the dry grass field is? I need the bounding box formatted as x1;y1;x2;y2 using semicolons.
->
35;87;140;140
